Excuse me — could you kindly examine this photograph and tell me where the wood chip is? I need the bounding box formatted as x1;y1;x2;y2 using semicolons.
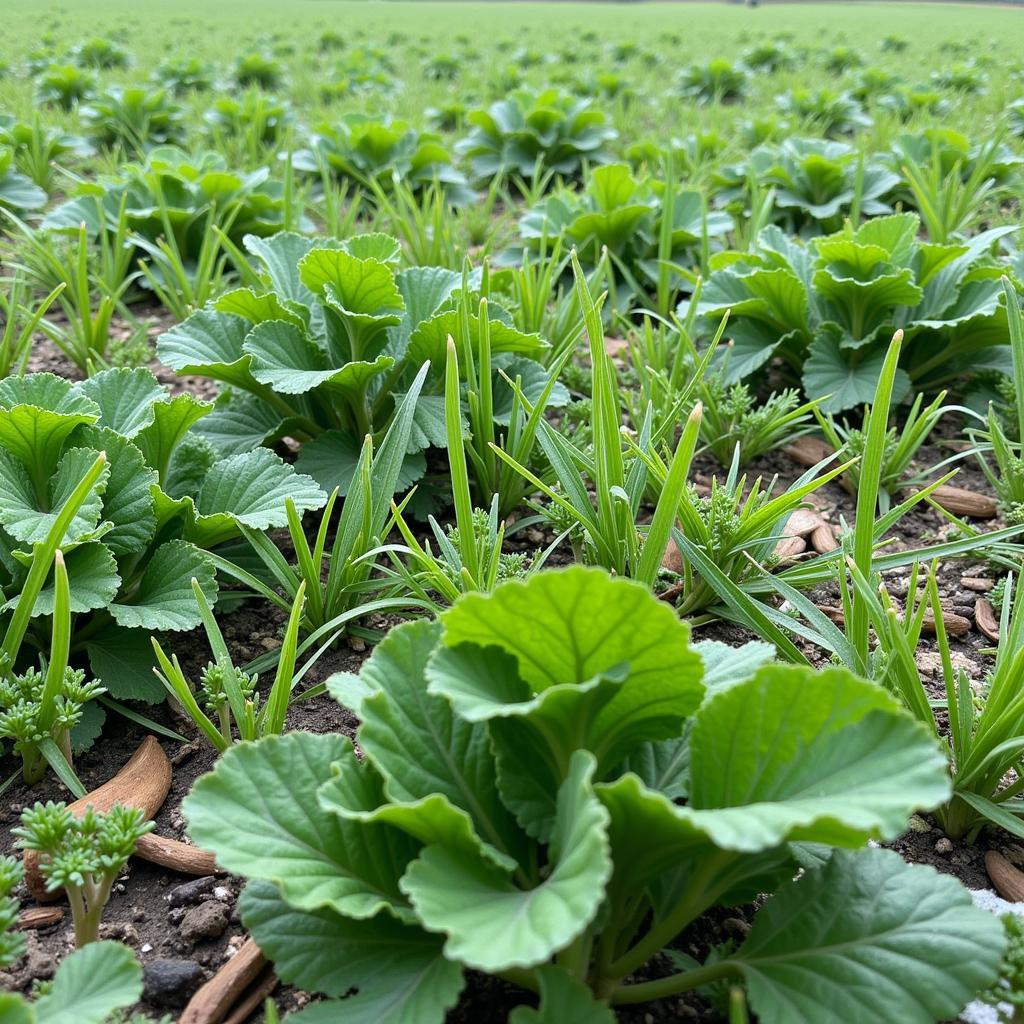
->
815;604;971;636
986;851;1024;902
782;509;825;538
785;436;836;467
221;970;278;1024
928;485;998;519
961;576;995;593
816;605;846;625
604;336;628;358
774;536;807;561
181;938;267;1024
975;598;1000;642
136;833;221;877
662;538;683;575
17;907;63;930
810;523;838;554
26;736;172;902
922;607;971;638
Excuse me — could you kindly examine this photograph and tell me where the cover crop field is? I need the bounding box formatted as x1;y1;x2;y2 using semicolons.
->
4;1;1024;1022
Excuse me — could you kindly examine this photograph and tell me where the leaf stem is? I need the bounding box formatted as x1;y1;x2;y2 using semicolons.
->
611;961;739;1005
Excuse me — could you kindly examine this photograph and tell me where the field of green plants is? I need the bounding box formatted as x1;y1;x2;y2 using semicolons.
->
5;0;1024;1021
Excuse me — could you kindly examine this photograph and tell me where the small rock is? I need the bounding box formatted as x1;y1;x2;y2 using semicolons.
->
916;650;978;679
722;916;751;938
140;943;153;954
935;837;953;854
212;886;234;903
99;922;138;945
179;900;230;944
906;814;932;834
961;576;994;593
143;959;203;1008
168;875;217;908
347;636;366;653
24;934;56;981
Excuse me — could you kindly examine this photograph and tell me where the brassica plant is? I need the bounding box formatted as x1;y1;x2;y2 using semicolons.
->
0;369;325;706
158;232;562;495
0;147;46;215
715;137;899;235
689;213;1014;410
185;568;1004;1024
517;163;732;299
80;85;186;153
294;116;469;201
457;88;616;185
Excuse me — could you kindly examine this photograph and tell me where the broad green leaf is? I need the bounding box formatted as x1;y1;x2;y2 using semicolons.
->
804;331;911;412
325;621;526;868
397;394;450;453
156;309;257;390
597;665;951;892
0;372;99;417
440;567;698;693
491;355;570;426
852;212;920;265
391;266;462;356
320;741;517;871
715;319;785;382
295;430;426;496
408;311;546;368
344;232;402;264
694;639;775;699
87;623;165;703
194;392;284;455
184;732;417;921
508;967;615;1024
0;447;107;546
244;231;320;305
214;287;308;330
133;393;213;485
29;541;120;617
299;247;405;316
401;751;611;972
74;368;167;438
185;449;326;547
813;266;923;329
241;881;463;1024
689;665;950;834
428;641;625;836
72;428;156;555
0;396;99;481
243;320;338;394
744;266;810;333
109;539;216;631
732;848;1004;1024
32;941;141;1024
618;736;690;801
70;699;106;753
242;318;395;400
0;993;32;1024
432;568;703;768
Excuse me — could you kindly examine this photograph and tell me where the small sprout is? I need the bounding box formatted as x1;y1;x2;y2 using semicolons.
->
14;801;153;947
0;666;104;786
0;855;26;969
